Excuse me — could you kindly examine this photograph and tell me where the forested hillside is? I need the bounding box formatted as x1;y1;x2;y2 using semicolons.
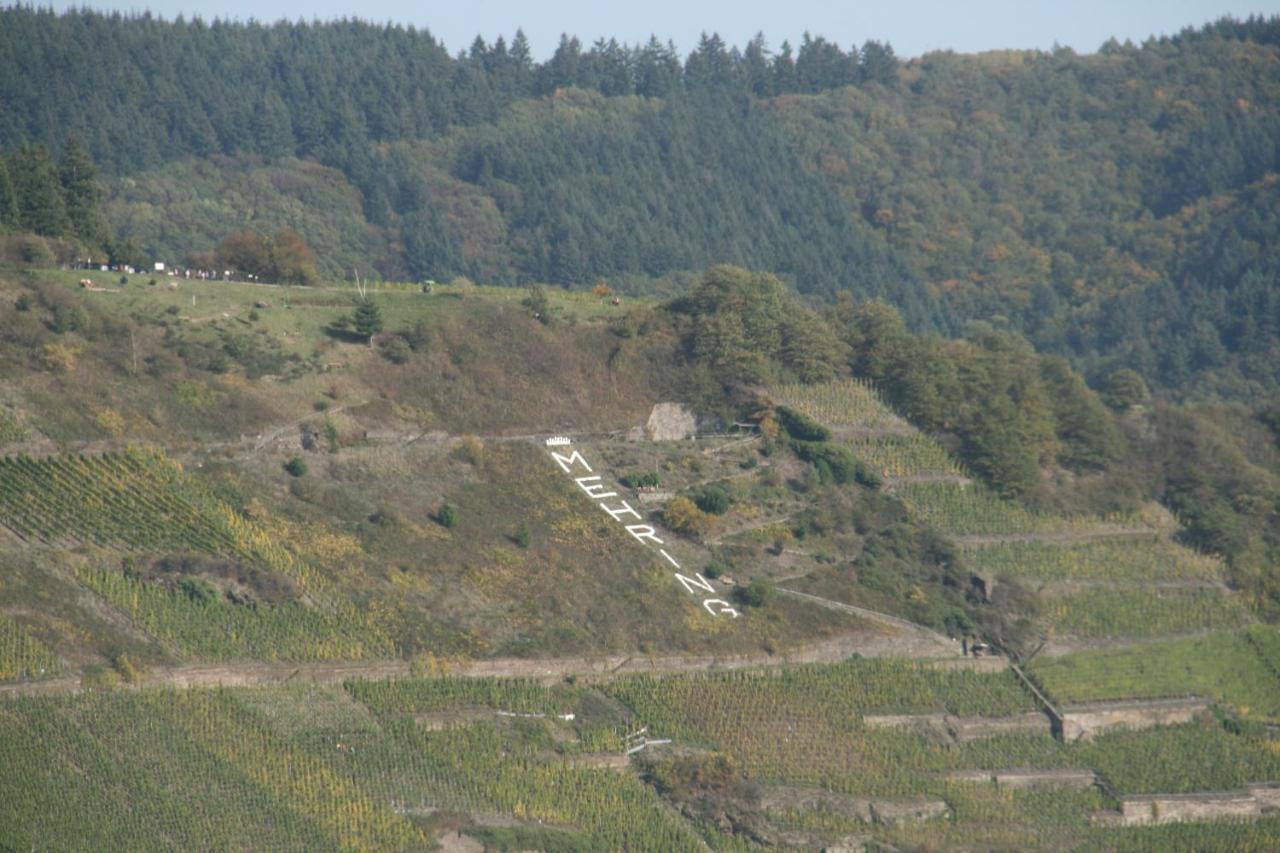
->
2;8;1279;396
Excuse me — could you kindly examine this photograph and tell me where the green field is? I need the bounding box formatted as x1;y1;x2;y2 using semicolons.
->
1032;628;1280;719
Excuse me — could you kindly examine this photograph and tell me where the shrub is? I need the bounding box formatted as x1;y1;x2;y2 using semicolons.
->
178;577;219;606
734;577;774;608
514;521;531;549
455;435;485;465
81;664;121;690
50;303;88;333
695;485;732;515
776;405;831;442
379;335;412;364
38;342;77;373
522;286;551;324
662;495;708;536
790;440;882;489
283;456;308;477
619;471;661;489
438;503;457;528
403;319;430;352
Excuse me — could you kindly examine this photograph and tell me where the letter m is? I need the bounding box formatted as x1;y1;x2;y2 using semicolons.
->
550;449;592;474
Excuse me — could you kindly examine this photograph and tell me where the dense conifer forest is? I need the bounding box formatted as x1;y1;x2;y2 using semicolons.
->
2;9;1278;399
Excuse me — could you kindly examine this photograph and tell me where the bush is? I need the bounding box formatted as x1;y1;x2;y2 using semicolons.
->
438;503;457;528
403;319;430;352
662;495;708;536
283;456;308;477
734;577;774;608
513;521;531;548
378;335;412;364
179;577;220;606
695;484;732;515
522;285;551;324
776;405;831;442
790;440;882;489
619;470;661;489
49;303;88;334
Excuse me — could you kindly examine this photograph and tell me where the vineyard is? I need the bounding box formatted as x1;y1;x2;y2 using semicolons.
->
1084;719;1280;794
2;658;1278;849
0;615;60;681
1041;587;1254;640
599;659;1066;797
0;689;426;851
894;480;1142;537
769;379;913;432
845;432;966;479
74;564;392;661
964;538;1226;582
765;379;1255;648
0;448;395;663
1031;628;1280;719
0;450;239;552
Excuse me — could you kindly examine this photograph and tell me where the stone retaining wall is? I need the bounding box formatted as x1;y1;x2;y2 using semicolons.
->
948;768;1097;788
1093;784;1280;826
1060;697;1210;742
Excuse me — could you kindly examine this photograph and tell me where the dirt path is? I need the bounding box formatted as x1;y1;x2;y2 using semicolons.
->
0;626;968;699
704;514;796;545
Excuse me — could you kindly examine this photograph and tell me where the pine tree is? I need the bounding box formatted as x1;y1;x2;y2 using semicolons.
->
352;297;383;342
58;137;103;242
0;157;18;228
11;144;68;237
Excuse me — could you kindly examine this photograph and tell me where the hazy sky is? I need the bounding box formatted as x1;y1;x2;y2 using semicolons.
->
67;0;1280;59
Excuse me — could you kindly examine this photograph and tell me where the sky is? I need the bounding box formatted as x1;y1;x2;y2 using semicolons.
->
64;0;1280;59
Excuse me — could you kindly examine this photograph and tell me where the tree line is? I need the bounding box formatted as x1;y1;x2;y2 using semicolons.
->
0;7;900;175
2;8;1279;398
0;140;103;248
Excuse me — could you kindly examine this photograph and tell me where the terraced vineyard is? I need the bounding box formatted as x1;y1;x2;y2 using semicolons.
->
1032;628;1280;719
0;450;241;552
964;538;1226;582
896;479;1078;535
768;379;1254;646
0;689;427;851
1040;587;1254;639
2;658;1278;849
0;449;392;663
75;564;392;661
602;659;1060;797
0;615;60;681
845;432;966;479
770;379;913;433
